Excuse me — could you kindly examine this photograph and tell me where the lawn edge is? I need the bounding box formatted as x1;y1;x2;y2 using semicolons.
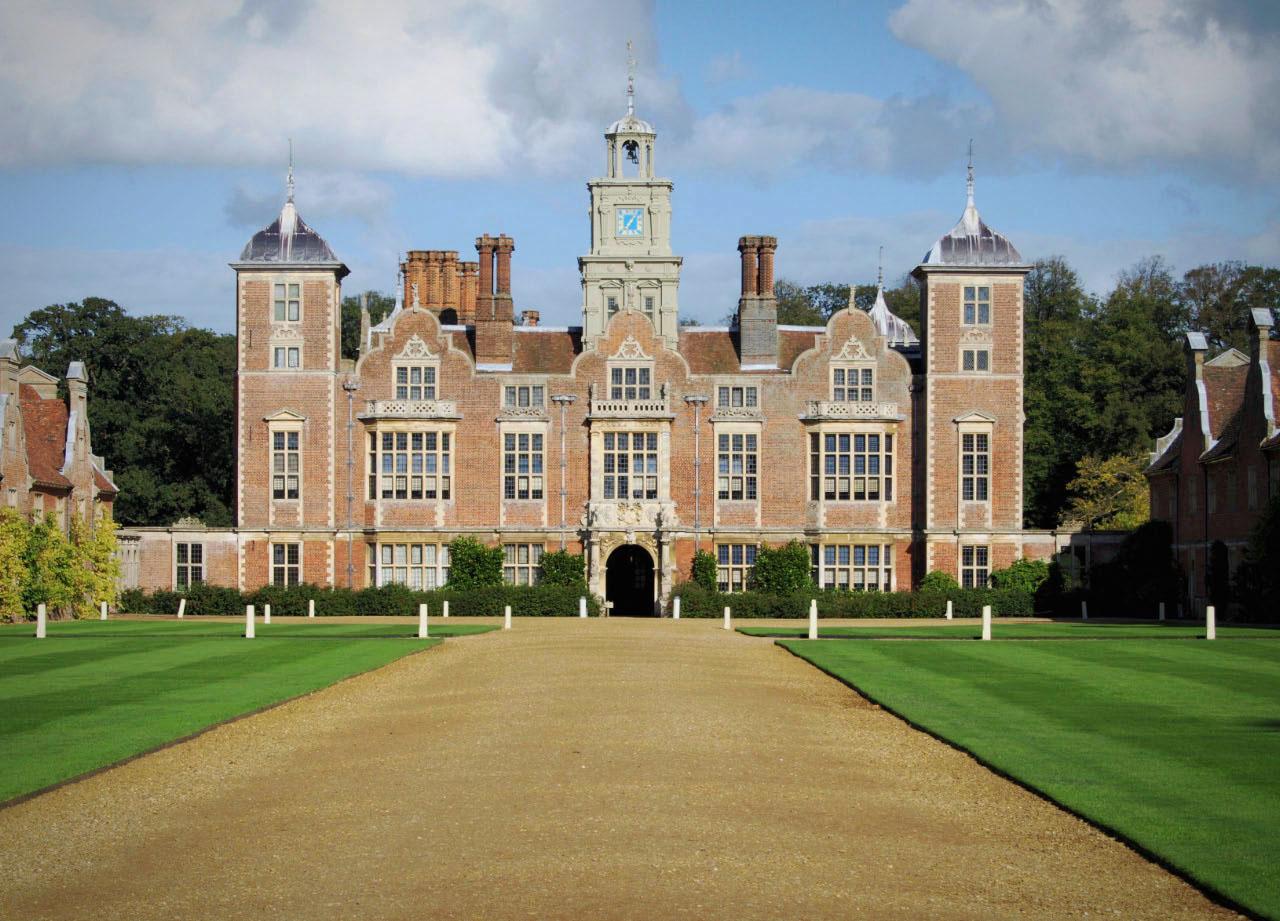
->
0;636;456;813
774;639;1266;921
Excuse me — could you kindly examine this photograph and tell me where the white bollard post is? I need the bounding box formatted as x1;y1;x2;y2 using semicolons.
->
673;596;680;620
100;600;108;621
418;603;429;639
723;606;731;631
1206;604;1216;641
808;599;818;640
264;603;271;625
504;605;512;630
981;604;992;641
945;598;953;621
579;596;587;619
308;598;315;619
245;604;255;639
177;597;186;619
36;603;47;639
1081;599;1088;621
1158;601;1165;622
442;600;449;618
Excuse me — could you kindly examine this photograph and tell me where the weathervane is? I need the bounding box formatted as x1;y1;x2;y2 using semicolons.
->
626;40;636;116
877;245;884;289
966;138;974;207
287;138;295;203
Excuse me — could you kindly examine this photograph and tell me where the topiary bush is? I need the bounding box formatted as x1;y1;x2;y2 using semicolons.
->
919;570;959;593
540;550;586;587
751;541;811;595
446;537;503;590
990;558;1050;594
691;551;717;591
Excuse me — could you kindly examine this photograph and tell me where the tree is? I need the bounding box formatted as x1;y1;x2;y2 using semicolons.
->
540;550;586;587
11;299;236;525
22;514;79;617
1234;496;1280;621
1060;453;1150;530
691;551;717;591
80;514;121;613
446;537;503;590
1178;262;1280;353
340;291;396;360
0;510;29;622
751;541;811;594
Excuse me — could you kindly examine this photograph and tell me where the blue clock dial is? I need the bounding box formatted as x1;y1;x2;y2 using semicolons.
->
615;207;644;237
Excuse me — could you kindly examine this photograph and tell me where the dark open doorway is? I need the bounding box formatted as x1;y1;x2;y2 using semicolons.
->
605;545;656;616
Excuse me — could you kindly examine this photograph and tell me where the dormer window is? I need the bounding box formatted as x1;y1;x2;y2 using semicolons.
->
395;364;436;401
832;364;874;402
963;286;991;325
274;283;300;322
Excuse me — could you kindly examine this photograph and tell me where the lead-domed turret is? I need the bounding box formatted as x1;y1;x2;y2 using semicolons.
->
922;155;1022;267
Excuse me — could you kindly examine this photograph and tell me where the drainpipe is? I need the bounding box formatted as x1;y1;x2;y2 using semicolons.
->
343;376;360;587
551;394;576;550
684;394;709;553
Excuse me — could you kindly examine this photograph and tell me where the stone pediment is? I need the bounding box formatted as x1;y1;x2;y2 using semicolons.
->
263;409;307;423
833;336;873;361
395;335;438;360
953;410;997;424
609;335;652;361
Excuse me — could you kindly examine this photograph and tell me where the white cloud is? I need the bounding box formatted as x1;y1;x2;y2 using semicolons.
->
889;0;1280;180
707;50;749;84
0;0;670;179
225;171;394;227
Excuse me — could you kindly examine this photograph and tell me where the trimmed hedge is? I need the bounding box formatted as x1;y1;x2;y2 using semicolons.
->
120;582;600;618
670;583;1036;619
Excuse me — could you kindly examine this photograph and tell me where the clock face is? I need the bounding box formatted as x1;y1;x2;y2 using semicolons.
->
615;207;644;237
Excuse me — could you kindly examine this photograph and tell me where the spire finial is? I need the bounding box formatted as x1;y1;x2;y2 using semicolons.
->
965;138;974;208
877;245;884;289
626;40;636;116
287;138;295;203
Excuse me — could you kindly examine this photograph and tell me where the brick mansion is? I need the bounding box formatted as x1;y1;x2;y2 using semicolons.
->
128;85;1082;613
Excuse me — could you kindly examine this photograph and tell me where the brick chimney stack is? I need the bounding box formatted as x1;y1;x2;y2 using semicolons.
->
475;234;514;368
460;261;479;323
0;339;19;398
736;234;778;368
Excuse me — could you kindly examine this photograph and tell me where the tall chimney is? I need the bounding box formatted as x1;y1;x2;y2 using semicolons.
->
443;252;460;312
476;235;496;320
737;234;778;369
66;361;89;464
425;251;443;307
475;234;513;368
359;292;371;357
0;340;19;398
460;261;479;323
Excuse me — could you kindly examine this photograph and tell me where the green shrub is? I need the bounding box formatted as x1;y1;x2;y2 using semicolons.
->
752;541;811;594
990;558;1050;594
919;570;959;592
691;550;717;591
540;550;586;587
447;537;503;590
118;582;601;618
0;509;29;622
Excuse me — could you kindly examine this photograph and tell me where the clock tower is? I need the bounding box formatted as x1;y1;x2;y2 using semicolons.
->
579;47;682;349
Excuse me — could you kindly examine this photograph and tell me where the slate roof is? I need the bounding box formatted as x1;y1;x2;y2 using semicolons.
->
18;384;72;489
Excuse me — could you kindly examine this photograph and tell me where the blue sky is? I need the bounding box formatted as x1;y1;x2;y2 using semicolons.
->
1;0;1277;338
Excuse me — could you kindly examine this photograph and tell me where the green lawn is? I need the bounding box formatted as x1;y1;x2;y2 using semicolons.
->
0;619;493;804
781;634;1280;919
740;621;1278;639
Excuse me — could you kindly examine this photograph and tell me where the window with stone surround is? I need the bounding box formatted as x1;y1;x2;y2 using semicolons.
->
272;543;300;586
831;364;874;402
602;431;658;499
503;544;544;585
717;432;758;501
961;432;989;502
273;346;300;369
504;433;544;499
394;363;437;401
961;545;989;588
503;385;545;409
176;543;203;588
716;386;758;409
369;543;450;588
367;431;451;501
963;285;991;325
272;430;300;500
273;283;300;322
809;432;894;501
609;364;652;400
717;544;756;592
961;348;990;372
809;544;893;591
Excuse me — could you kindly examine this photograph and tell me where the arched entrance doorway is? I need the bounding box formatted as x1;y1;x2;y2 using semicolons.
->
605;545;656;616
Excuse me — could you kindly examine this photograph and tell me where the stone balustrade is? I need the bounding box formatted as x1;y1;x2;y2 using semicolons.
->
803;400;901;420
361;399;461;420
